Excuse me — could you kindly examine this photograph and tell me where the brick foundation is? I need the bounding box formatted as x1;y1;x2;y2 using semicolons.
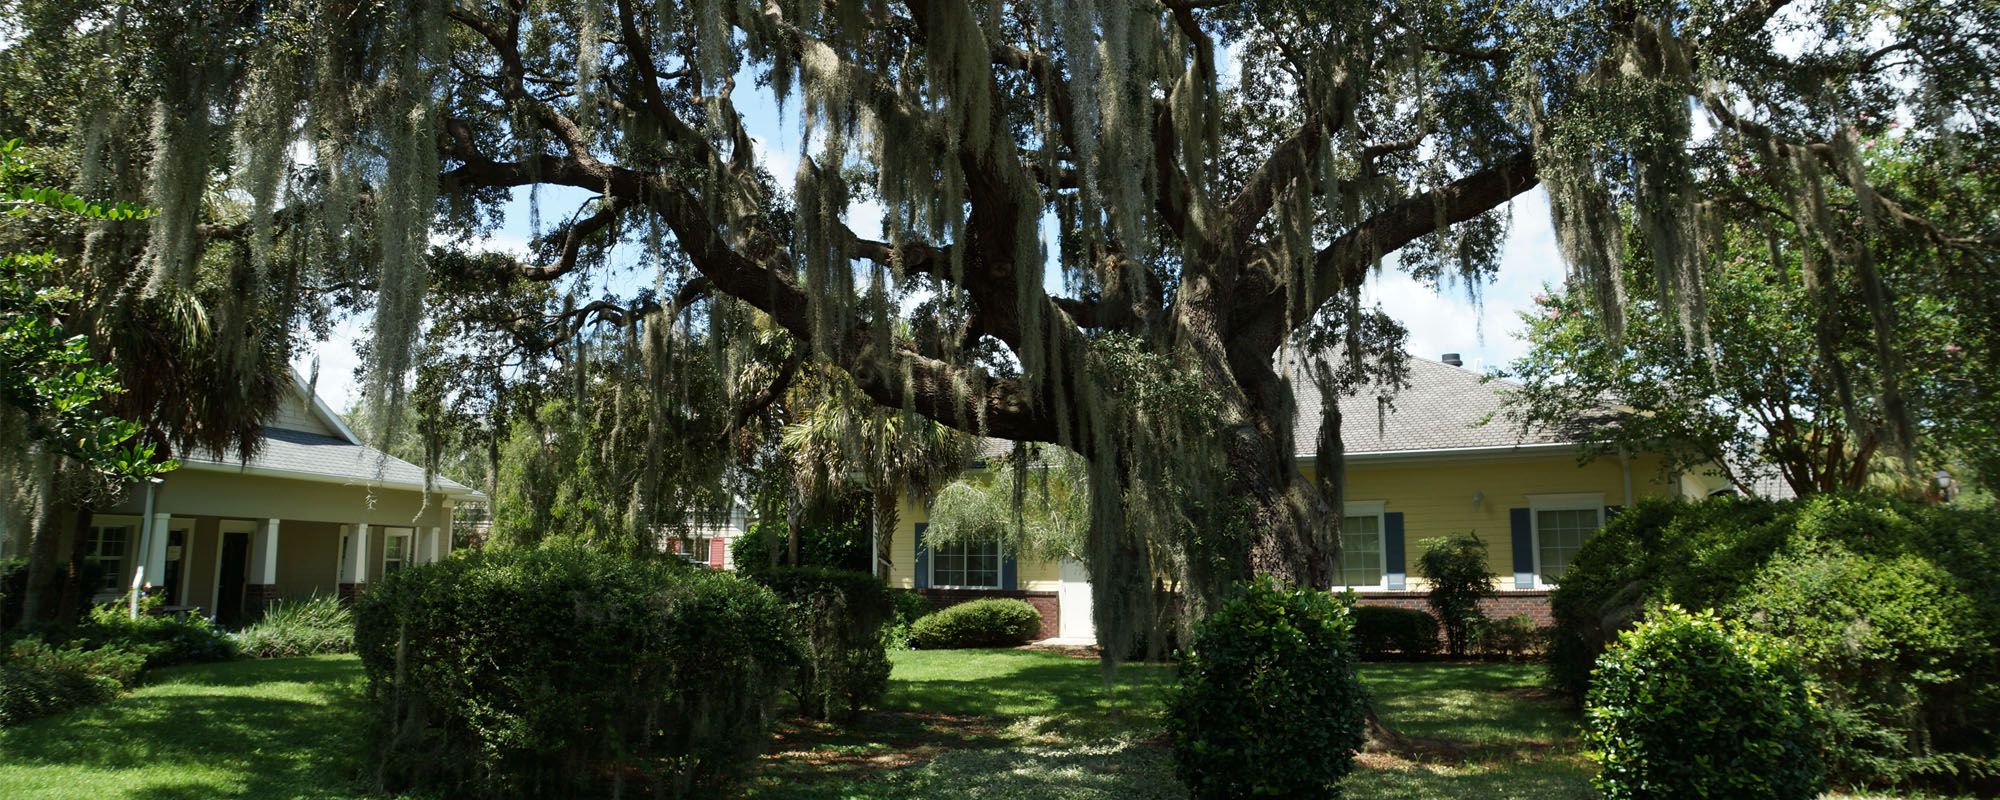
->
915;589;1061;641
1350;589;1553;627
243;583;281;609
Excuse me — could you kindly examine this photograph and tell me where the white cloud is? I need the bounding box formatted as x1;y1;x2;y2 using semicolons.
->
1361;188;1564;375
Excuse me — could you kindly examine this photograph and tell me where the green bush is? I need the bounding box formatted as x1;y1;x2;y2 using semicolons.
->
234;595;354;658
1586;605;1825;800
4;637;147;687
908;598;1043;649
1349;604;1439;659
882;590;935;650
1166;578;1366;800
353;544;797;799
1549;494;2000;787
28;599;239;668
747;566;894;721
1475;614;1544;660
1417;533;1492;657
0;664;116;726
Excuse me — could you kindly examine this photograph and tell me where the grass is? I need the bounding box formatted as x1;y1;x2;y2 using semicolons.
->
0;656;369;800
0;650;1962;800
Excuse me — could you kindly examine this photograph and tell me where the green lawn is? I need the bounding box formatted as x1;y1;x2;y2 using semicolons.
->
0;656;371;800
0;650;1945;800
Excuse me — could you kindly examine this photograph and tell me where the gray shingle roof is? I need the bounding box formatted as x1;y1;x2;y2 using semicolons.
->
1295;355;1573;457
183;427;478;495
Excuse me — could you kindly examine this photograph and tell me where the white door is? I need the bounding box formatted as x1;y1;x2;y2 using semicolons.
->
1057;558;1095;641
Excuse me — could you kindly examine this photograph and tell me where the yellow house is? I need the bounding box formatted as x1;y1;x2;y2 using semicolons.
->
883;354;1711;642
0;375;484;625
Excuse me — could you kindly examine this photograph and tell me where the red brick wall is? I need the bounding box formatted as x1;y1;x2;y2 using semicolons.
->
1349;590;1553;627
915;589;1060;641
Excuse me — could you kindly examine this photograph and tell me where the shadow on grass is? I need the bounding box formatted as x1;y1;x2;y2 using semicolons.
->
0;656;372;800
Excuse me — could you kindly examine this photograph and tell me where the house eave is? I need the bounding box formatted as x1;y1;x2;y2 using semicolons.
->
1298;441;1582;466
174;458;482;499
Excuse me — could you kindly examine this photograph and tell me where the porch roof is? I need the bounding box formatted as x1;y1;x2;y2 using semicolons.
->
180;427;483;499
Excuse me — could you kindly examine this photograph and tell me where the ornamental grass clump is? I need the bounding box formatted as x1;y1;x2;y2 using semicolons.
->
353;544;797;799
1166;578;1366;800
234;595;354;658
1586;605;1825;800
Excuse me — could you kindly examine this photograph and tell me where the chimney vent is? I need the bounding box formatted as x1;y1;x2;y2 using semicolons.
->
1441;353;1463;367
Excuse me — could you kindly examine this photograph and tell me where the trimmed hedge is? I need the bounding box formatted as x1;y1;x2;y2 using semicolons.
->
1167;578;1366;800
747;566;894;721
234;595;354;658
1349;605;1439;659
909;598;1042;649
353;545;798;799
1475;614;1543;660
1550;494;2000;788
1587;605;1825;800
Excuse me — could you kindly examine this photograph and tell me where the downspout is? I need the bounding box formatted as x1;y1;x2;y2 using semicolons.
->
131;477;162;619
1617;448;1635;508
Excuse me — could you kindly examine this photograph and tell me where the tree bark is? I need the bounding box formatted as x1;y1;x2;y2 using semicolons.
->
56;506;95;624
17;499;63;628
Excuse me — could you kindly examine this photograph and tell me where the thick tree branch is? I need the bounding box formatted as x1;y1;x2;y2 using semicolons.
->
1299;151;1540;321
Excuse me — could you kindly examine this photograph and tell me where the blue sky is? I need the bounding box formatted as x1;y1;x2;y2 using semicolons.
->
296;71;1568;410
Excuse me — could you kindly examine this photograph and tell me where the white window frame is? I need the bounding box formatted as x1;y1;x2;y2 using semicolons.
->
87;517;139;594
928;538;1003;590
1335;501;1388;590
675;535;713;566
1528;493;1605;589
382;529;413;575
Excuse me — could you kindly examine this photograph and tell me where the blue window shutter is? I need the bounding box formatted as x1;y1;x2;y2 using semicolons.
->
1383;512;1406;590
1001;548;1018;590
914;523;930;589
1510;508;1534;589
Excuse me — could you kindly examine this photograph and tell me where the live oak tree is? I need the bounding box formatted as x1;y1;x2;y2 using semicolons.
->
2;0;1994;654
1503;136;2000;499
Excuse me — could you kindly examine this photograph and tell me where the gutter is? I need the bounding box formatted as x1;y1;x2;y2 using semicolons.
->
1298;441;1582;465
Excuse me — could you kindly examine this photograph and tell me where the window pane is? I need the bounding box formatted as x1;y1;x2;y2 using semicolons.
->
933;540;1001;588
1339;515;1382;587
1537;508;1601;583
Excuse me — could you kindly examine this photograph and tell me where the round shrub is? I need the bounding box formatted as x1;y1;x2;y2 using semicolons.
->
908;598;1042;649
1349;604;1439;659
1587;605;1825;800
1166;578;1366;800
1549;494;2000;789
353;544;797;799
746;566;894;721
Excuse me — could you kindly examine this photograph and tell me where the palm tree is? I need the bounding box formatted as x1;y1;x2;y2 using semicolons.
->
780;366;973;575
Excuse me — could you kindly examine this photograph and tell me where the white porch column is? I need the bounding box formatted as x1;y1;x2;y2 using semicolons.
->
426;527;442;563
144;512;172;588
247;519;281;584
344;523;370;584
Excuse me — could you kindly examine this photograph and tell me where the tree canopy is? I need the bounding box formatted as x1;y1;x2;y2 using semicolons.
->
1;0;1994;653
